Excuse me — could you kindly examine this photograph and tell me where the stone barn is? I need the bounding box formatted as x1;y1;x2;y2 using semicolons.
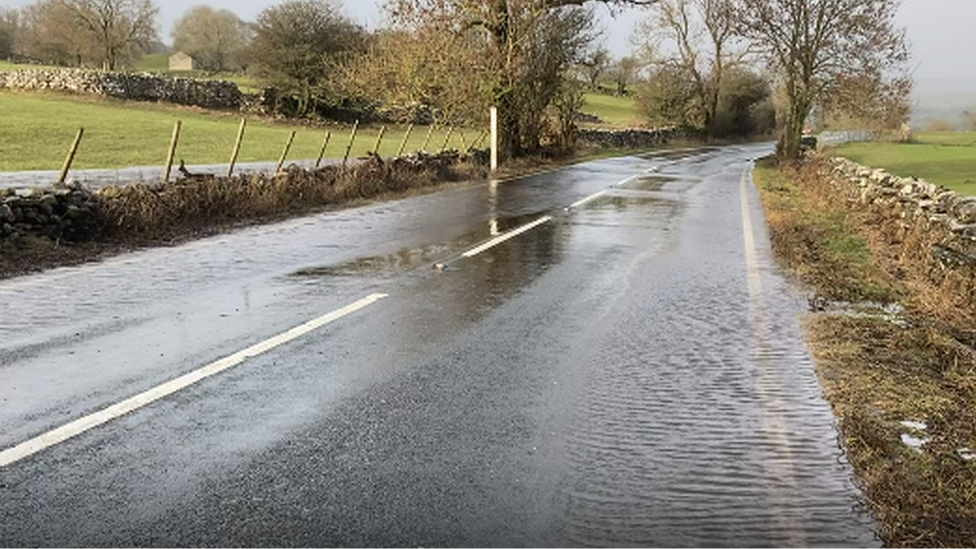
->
168;51;197;72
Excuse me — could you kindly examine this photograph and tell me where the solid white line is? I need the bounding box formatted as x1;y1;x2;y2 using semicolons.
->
740;170;763;299
462;216;553;258
0;293;389;468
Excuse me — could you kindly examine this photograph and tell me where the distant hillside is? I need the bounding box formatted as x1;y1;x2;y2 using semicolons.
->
911;77;976;127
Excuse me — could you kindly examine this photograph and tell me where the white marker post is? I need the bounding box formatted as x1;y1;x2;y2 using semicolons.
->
490;107;498;172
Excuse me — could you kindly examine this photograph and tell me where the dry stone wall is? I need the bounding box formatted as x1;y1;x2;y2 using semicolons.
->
825;156;976;281
0;184;101;242
578;127;681;149
0;151;483;244
0;69;244;110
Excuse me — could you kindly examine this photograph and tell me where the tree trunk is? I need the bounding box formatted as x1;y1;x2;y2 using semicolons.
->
495;90;522;161
778;100;808;162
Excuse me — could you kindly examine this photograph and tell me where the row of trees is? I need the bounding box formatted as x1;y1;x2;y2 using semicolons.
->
0;0;158;70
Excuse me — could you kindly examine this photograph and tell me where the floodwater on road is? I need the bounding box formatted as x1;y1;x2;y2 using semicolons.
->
0;145;877;547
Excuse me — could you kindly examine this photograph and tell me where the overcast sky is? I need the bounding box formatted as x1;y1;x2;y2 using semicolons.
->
2;0;973;90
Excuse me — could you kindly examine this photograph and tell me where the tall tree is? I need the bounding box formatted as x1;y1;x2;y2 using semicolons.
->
733;0;909;161
634;0;745;134
608;55;639;96
0;8;17;59
249;0;365;117
15;0;86;66
384;0;657;160
59;0;159;70
171;6;250;72
578;47;611;89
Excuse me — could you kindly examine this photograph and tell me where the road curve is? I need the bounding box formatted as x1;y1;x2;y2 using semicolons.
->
0;144;877;547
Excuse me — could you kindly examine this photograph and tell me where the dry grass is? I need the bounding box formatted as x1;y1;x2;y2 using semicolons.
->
95;153;484;238
754;156;976;547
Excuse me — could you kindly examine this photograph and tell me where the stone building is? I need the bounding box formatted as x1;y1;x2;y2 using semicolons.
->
168;51;197;72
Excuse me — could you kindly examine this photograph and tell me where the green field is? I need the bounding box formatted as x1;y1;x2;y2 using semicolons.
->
581;92;641;128
834;132;976;195
132;53;169;73
0;91;481;171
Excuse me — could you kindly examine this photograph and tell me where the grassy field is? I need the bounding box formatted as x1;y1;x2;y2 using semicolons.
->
581;92;641;128
0;91;482;171
833;132;976;195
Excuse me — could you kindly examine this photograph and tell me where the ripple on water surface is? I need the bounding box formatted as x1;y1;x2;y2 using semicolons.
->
555;250;875;547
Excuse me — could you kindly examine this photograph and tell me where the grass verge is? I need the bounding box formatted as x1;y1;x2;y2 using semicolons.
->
832;132;976;196
754;157;976;547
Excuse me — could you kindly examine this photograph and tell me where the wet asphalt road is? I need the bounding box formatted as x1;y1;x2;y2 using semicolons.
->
0;144;877;547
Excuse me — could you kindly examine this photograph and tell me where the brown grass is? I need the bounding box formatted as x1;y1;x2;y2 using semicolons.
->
755;156;976;547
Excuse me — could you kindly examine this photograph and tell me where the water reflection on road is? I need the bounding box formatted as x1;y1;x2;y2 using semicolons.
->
0;145;877;547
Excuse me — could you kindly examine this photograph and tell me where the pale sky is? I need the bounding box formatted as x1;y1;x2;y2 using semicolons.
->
2;0;973;92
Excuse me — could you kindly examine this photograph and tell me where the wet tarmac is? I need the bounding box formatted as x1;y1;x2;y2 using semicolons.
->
0;144;878;547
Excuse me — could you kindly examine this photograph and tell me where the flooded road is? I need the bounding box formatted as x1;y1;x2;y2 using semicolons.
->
0;145;877;546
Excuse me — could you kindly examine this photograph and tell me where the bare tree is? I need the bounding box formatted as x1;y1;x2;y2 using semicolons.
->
249;0;366;117
818;72;913;132
385;0;658;160
635;0;745;134
15;0;87;66
172;6;250;73
0;8;17;59
578;47;611;89
58;0;158;70
608;55;640;96
733;0;909;161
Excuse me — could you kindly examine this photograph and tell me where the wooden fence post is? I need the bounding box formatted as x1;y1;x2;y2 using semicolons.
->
467;130;488;154
275;131;297;174
162;121;181;184
58;128;84;185
315;131;332;169
343;120;360;167
227;118;247;177
440;126;455;153
397;123;414;157
373;126;387;155
421;124;436;151
457;129;467;153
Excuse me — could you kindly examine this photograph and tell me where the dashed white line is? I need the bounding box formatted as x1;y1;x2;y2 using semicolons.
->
462;216;553;258
0;292;388;468
569;189;610;209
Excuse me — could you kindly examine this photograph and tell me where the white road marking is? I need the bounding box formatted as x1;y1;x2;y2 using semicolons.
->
460;173;646;259
462;216;553;258
0;293;388;468
569;189;610;209
740;167;805;546
740;170;764;299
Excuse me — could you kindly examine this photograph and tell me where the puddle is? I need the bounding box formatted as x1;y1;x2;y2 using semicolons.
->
290;211;550;279
637;147;719;162
809;297;910;327
901;420;927;431
291;243;455;277
899;420;931;453
901;433;929;452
